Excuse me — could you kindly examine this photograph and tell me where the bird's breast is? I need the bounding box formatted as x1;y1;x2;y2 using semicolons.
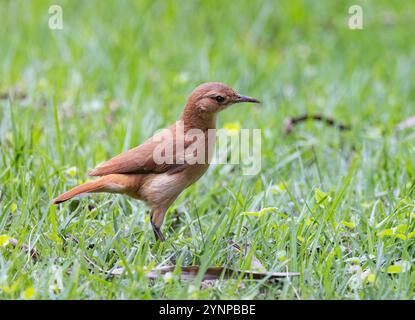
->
139;163;210;207
138;129;215;207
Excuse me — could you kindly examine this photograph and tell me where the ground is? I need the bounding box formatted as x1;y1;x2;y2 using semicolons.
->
1;0;415;299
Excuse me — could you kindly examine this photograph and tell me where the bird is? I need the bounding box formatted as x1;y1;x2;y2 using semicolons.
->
52;82;260;241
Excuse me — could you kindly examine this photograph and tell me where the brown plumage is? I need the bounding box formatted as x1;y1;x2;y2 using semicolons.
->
53;82;260;241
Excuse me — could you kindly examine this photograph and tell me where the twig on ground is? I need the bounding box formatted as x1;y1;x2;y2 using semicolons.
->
284;113;351;134
0;86;27;100
9;238;39;261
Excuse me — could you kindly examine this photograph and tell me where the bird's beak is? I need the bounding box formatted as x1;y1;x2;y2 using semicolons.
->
234;94;261;104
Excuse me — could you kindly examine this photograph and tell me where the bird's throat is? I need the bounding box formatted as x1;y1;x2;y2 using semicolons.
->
181;106;217;131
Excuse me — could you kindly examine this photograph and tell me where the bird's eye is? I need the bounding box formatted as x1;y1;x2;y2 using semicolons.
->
214;96;225;103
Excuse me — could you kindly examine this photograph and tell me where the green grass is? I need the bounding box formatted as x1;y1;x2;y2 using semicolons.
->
1;0;415;299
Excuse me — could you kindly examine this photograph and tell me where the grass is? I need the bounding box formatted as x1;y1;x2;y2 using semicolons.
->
1;0;415;299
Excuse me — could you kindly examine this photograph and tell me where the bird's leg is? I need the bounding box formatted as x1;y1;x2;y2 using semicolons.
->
150;208;166;242
151;221;166;242
150;207;179;264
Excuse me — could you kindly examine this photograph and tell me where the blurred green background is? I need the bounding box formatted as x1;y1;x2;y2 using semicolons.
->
1;0;415;299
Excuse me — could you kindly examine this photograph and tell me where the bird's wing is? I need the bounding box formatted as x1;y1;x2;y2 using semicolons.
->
88;125;192;176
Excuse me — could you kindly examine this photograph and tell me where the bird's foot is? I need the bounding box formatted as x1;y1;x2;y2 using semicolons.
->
151;222;166;242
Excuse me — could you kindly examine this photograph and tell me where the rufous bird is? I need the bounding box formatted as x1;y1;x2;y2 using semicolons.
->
53;82;260;241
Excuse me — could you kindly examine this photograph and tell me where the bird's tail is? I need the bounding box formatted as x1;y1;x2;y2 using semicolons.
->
52;176;116;204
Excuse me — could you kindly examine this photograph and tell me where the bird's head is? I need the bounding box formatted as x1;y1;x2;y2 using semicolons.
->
186;82;260;114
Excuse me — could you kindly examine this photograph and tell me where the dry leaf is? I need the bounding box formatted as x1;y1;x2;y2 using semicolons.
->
110;265;299;281
86;240;300;282
229;241;266;272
